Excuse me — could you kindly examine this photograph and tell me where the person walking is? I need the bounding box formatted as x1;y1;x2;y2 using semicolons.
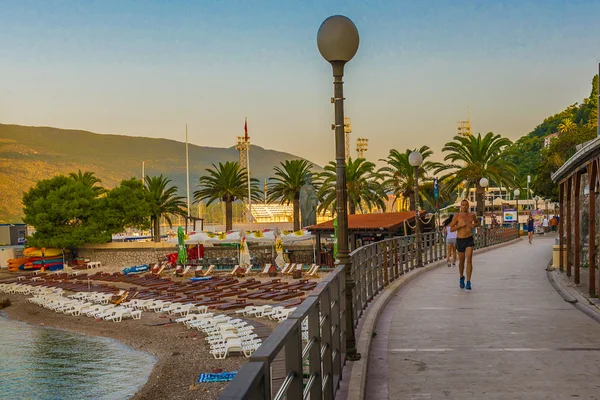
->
449;199;478;290
550;215;558;232
443;215;457;267
542;215;549;234
527;213;535;244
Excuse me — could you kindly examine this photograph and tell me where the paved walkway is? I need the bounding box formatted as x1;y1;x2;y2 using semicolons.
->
367;235;600;400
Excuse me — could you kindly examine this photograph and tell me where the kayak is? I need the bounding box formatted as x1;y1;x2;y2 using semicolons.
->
123;264;150;276
23;248;63;257
190;276;213;281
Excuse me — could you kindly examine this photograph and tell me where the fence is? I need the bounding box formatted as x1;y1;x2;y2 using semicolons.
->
220;226;519;400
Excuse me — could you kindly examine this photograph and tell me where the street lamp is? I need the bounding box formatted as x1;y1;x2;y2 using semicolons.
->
317;15;360;361
479;178;489;226
534;195;540;211
514;189;520;227
409;151;423;267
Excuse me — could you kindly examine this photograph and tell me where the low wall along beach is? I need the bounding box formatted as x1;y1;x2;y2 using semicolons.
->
77;242;316;269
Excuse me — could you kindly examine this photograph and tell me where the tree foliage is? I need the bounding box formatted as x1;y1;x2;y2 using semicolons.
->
433;133;518;217
379;146;435;211
194;161;260;231
316;158;387;215
510;74;598;191
267;159;314;231
145;175;187;242
101;178;153;232
22;172;179;247
23;176;112;248
532;124;597;201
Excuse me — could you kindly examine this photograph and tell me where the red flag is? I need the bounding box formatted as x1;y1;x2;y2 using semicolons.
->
244;117;248;141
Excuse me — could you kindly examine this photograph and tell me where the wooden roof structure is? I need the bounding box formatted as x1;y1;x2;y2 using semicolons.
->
307;211;427;233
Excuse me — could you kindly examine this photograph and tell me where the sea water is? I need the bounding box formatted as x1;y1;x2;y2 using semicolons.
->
0;314;155;400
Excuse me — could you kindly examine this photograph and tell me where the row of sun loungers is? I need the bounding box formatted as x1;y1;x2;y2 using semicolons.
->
175;310;263;358
27;293;142;322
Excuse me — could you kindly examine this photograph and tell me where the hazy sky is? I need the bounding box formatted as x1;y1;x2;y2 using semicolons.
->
1;0;599;167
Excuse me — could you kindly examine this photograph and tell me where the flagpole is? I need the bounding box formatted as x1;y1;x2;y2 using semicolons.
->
186;124;191;233
245;118;252;224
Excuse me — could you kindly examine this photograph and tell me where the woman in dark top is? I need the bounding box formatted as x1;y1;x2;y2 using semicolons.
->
527;213;535;244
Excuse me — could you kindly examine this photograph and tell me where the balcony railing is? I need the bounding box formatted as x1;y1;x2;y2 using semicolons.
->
220;226;519;400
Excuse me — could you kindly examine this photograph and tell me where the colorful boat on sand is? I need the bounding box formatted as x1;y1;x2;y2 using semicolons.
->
23;248;63;258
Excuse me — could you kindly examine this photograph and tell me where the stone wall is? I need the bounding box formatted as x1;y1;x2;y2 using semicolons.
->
77;242;316;269
77;242;177;269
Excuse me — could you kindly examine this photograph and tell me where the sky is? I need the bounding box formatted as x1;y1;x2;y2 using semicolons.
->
1;0;599;167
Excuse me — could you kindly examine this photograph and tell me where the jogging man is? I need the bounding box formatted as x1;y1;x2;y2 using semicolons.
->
449;199;478;290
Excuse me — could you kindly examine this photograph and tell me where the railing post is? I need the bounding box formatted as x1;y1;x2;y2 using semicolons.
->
410;235;415;269
285;324;304;400
378;243;384;291
360;250;367;309
307;301;322;400
393;239;400;278
367;246;375;301
355;250;364;314
428;232;434;262
331;273;342;387
353;252;361;322
320;283;334;400
382;241;389;286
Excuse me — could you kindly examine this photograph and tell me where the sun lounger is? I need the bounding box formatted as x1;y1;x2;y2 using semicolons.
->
258;264;271;275
202;265;215;276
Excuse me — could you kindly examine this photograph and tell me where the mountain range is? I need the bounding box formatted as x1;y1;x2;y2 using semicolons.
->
0;124;322;223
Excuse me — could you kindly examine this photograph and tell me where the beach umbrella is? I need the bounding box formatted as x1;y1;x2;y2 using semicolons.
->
274;227;286;270
239;230;251;271
177;226;187;265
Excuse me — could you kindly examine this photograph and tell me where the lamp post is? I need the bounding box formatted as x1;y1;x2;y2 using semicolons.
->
479;178;489;247
409;151;423;267
317;15;361;361
534;195;540;211
479;178;489;226
514;189;520;229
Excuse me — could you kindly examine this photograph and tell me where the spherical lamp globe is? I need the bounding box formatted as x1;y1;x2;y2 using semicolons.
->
408;151;423;167
317;15;360;63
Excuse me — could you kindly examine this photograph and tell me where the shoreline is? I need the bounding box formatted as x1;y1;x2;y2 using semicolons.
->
2;294;253;400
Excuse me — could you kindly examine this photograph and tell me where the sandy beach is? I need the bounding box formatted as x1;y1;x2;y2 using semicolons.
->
1;286;277;400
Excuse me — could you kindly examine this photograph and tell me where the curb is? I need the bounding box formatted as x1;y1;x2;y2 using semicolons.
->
546;267;600;324
347;237;522;400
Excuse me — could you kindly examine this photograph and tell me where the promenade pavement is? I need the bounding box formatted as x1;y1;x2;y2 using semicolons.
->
366;234;600;400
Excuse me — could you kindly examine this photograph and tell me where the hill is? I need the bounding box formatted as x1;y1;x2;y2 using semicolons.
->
0;124;323;223
508;74;598;187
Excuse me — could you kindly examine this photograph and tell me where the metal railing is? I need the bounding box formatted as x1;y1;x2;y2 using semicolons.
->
220;226;519;400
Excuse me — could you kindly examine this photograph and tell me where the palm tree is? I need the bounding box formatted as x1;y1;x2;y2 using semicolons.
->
144;175;186;242
69;170;105;196
558;118;575;134
419;178;454;212
433;133;518;219
267;159;314;231
194;161;260;231
316;157;387;215
379;146;434;211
